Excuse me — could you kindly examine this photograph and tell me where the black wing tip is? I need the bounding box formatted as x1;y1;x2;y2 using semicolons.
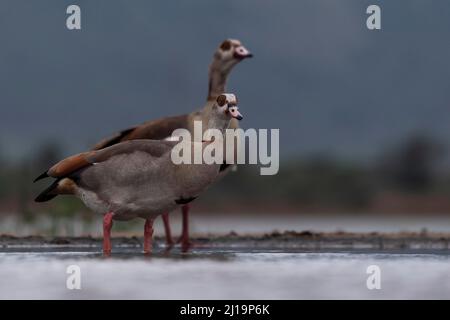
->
34;179;59;202
34;193;57;203
33;171;49;183
175;196;198;205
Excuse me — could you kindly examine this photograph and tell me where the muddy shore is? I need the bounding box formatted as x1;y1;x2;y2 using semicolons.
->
2;230;450;251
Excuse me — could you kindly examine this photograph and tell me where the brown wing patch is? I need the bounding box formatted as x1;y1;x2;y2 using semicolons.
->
48;152;92;178
121;114;189;141
92;114;190;151
91;127;137;151
56;178;77;195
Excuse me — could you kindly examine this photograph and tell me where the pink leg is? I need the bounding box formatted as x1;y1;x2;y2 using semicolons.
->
161;212;174;248
179;204;191;252
103;212;114;256
144;218;154;254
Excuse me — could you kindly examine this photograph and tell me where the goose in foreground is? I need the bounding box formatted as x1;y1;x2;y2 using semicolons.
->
34;94;243;255
91;39;252;250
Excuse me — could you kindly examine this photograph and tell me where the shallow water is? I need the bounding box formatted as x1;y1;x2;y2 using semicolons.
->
3;213;450;236
1;247;449;299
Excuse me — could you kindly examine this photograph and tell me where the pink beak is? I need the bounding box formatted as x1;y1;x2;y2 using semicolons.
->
234;46;253;59
228;106;243;120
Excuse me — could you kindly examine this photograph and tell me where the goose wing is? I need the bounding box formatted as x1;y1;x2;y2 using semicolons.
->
91;114;191;150
34;140;177;182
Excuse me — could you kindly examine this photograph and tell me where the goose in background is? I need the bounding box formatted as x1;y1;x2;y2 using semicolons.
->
91;39;252;250
34;94;243;255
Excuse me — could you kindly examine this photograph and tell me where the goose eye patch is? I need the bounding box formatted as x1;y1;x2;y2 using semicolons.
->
220;40;231;51
217;94;227;106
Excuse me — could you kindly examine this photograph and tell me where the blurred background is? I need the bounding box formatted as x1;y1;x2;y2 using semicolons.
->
2;0;450;236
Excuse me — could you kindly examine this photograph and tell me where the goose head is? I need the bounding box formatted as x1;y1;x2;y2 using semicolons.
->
214;93;243;121
211;39;253;74
204;93;243;141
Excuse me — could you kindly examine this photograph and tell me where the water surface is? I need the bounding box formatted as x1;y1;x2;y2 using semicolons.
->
1;247;449;299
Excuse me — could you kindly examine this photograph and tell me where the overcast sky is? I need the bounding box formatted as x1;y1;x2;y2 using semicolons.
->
1;1;450;163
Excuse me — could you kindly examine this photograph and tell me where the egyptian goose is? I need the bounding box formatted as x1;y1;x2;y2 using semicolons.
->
34;94;243;255
91;39;252;250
